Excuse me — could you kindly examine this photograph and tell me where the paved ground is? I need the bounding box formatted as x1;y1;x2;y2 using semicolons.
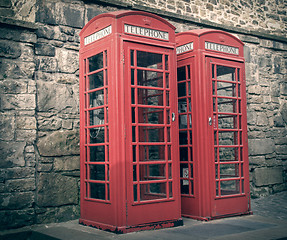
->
1;191;287;240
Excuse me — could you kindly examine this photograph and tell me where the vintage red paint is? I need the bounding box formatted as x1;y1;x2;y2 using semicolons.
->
79;10;182;233
176;29;252;220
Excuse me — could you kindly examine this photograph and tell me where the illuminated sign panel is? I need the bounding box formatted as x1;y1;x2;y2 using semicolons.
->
84;25;112;45
205;41;239;55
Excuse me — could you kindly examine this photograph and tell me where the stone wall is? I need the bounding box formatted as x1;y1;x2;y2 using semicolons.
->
0;0;286;230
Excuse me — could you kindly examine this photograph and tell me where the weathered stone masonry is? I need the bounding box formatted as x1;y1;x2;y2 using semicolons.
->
0;0;286;230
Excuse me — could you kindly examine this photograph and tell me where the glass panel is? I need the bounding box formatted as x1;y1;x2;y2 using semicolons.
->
166;91;170;106
130;50;134;66
132;107;135;123
132;126;136;142
139;145;165;161
217;81;236;97
138;89;164;106
133;165;137;181
133;145;137;162
89;108;105;126
90;145;105;162
218;131;238;145
216;65;235;81
165;55;169;70
181;180;189;194
215;164;219;179
178;82;186;97
166;73;169;88
179;131;188;145
137;51;163;69
131;69;135;85
89;90;104;108
219;163;239;179
177;66;186;81
220;180;240;195
134;184;137;201
88;52;103;72
179;114;187;129
169;182;173;198
89;71;103;90
140;183;166;201
139;164;166;181
138;126;165;142
90;127;105;143
178;98;187;113
217;98;237;113
104;50;107;67
180;163;188;178
131;88;135;104
137;70;163;88
212;64;215;79
90;164;105;180
90;182;105;200
219;147;239;162
218;115;237;129
138;107;164;124
168;163;172;179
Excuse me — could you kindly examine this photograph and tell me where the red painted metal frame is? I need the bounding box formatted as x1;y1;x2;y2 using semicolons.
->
176;29;251;220
79;10;182;233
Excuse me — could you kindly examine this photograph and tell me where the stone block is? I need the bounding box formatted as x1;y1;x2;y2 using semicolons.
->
86;6;106;22
37;81;79;113
273;114;285;127
0;7;14;17
280;82;287;96
254;167;283;186
54;156;80;172
0;94;35;110
37;173;78;207
36;57;58;73
0;141;26;168
0;192;34;210
6;179;35;192
35;43;56;56
0;40;21;59
16;130;36;142
0;209;34;230
0;0;12;7
37;163;53;172
36;25;55;40
5;167;35;179
16;116;36;130
248;138;275;156
37;130;79;157
0;113;15;141
281;102;287;124
20;31;37;43
256;112;268;126
275;145;287;155
0;79;28;94
57;49;79;74
38;116;62;131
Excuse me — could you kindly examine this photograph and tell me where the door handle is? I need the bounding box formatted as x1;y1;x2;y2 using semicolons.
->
208;117;212;126
172;112;176;122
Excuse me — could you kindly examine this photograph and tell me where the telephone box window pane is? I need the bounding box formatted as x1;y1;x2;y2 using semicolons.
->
89;108;105;126
137;70;163;88
177;66;186;81
168;163;172;179
179;114;187;129
139;145;165;161
165;55;169;70
166;73;169;88
178;82;186;97
218;131;238;146
89;90;104;108
181;180;189;194
216;65;235;81
139;164;166;181
180;147;188;162
218;115;237;129
219;147;238;162
220;180;240;195
217;98;237;113
140;183;166;201
138;107;164;124
134;184;138;202
169;182;173;198
90;164;105;180
179;131;188;145
137;51;163;69
178;99;187;113
131;69;135;85
133;165;137;181
89;71;104;90
90;127;105;143
90;182;105;200
131;50;134;66
90;146;105;162
180;163;188;178
133;145;136;162
138;89;164;106
89;52;103;72
220;163;239;179
217;82;236;97
138;126;165;142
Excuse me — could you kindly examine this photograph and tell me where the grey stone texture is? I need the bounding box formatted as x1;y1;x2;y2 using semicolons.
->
0;0;286;231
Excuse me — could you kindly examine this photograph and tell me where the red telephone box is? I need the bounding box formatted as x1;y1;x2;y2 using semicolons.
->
79;10;182;233
176;29;251;220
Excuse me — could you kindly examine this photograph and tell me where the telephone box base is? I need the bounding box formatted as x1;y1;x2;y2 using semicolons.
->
79;218;183;234
182;211;253;221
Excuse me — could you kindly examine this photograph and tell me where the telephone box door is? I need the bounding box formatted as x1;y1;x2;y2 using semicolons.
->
206;57;250;217
124;42;181;226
